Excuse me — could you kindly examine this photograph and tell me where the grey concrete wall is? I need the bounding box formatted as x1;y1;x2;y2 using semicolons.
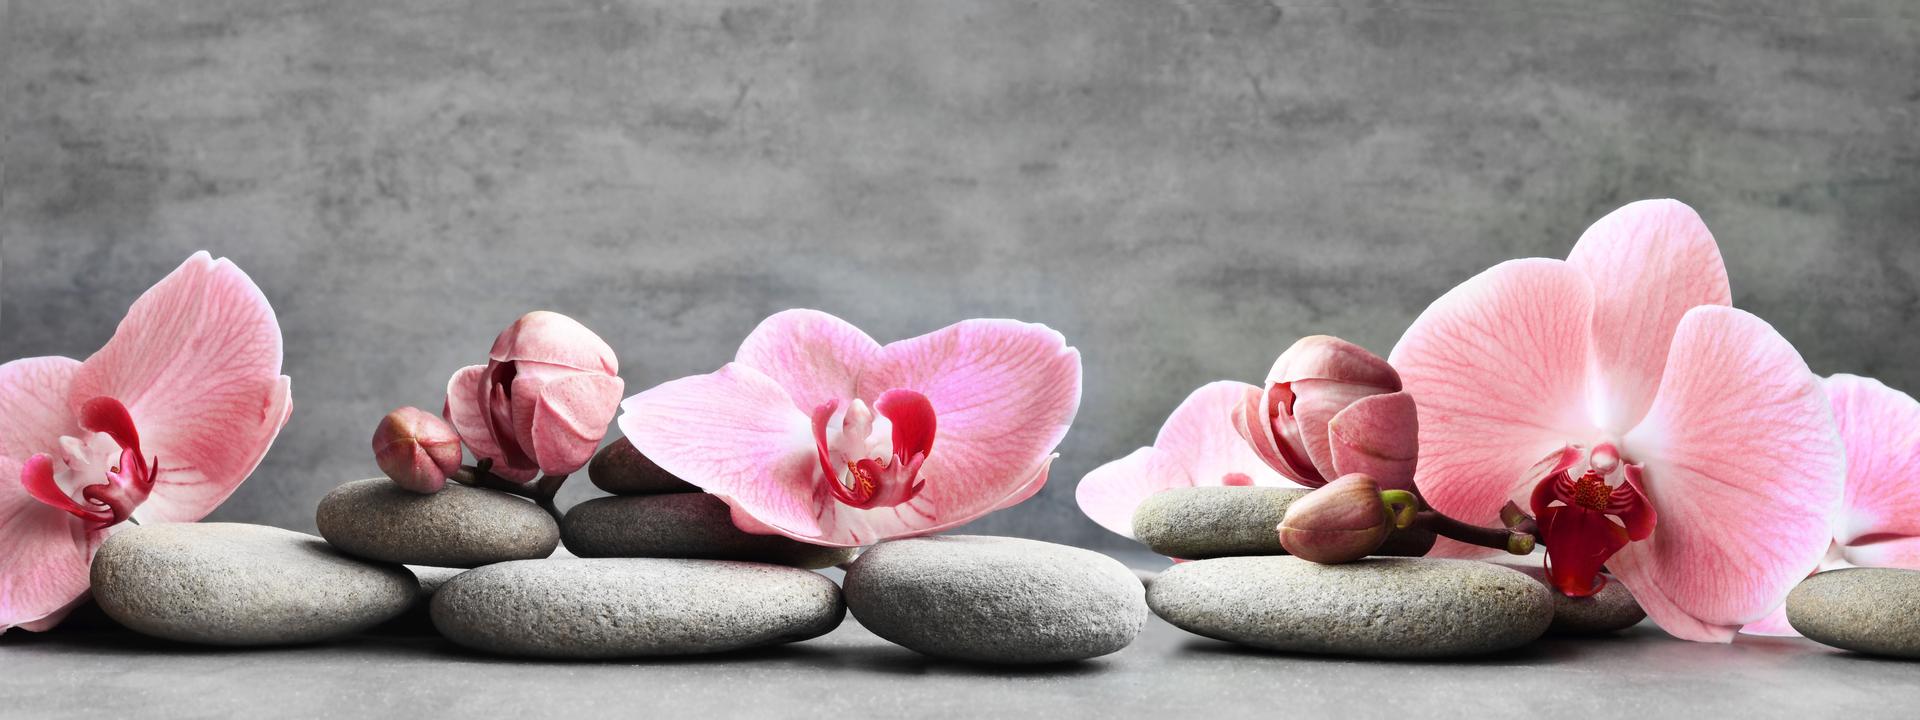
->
4;0;1918;553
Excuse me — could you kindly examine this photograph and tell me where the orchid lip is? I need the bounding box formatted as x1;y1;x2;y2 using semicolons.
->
1528;443;1656;597
20;396;160;529
810;388;937;510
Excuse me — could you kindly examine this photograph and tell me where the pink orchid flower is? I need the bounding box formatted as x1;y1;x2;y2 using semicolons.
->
619;309;1081;547
1389;199;1845;642
444;311;624;481
1231;336;1421;491
1076;381;1299;538
0;253;293;633
1744;374;1920;636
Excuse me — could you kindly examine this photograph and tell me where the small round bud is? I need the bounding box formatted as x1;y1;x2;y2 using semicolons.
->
1277;473;1392;564
372;406;464;494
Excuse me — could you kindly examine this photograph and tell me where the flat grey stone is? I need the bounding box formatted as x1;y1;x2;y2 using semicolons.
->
1787;567;1920;658
843;535;1146;664
1493;558;1644;634
589;436;700;495
377;566;469;634
91;523;416;646
1149;556;1552;657
316;478;560;568
562;493;855;569
431;558;844;658
1132;486;1435;559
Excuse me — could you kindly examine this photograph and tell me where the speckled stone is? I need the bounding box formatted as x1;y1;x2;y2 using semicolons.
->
91;523;416;646
1131;486;1435;559
844;535;1146;664
1493;559;1645;634
562;493;855;569
1149;556;1553;657
431;558;844;658
378;565;469;633
588;436;701;495
316;478;560;568
1787;567;1920;658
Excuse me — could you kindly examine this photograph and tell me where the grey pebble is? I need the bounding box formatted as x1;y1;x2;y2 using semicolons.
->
562;493;855;569
588;436;700;495
1493;558;1644;634
1132;486;1434;559
316;478;559;568
1787;567;1920;658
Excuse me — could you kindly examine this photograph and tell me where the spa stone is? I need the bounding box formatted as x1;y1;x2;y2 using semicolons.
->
561;493;855;569
1786;567;1920;658
317;478;559;568
1132;485;1435;559
1493;559;1644;634
588;436;701;495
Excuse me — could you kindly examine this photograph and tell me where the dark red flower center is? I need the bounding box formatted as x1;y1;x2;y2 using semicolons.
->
811;389;936;509
20;397;160;529
1528;444;1657;597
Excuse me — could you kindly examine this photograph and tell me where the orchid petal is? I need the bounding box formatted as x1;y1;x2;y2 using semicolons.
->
0;474;94;632
1565;200;1731;434
1266;335;1402;389
1326;390;1420;491
1075;448;1189;537
618;364;823;539
444;364;534;481
1389;259;1600;556
1155;381;1294;491
508;362;625;477
734;309;880;416
67;253;293;523
0;357;84;467
857;319;1081;521
1612;306;1845;642
1824;374;1920;555
990;456;1053;512
1739;605;1799;637
489;311;619;375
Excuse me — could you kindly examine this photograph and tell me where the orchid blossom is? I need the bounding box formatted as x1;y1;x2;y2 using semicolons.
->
1390;199;1844;642
0;253;293;633
619;309;1080;547
1744;374;1920;635
444;311;624;482
1076;381;1298;538
1231;336;1420;491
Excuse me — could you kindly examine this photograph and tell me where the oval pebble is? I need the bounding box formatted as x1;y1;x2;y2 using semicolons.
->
588;436;700;495
1493;559;1644;634
562;494;855;569
1149;556;1552;657
1132;486;1435;559
431;558;844;658
91;523;416;645
844;535;1146;664
1787;567;1920;658
317;478;559;568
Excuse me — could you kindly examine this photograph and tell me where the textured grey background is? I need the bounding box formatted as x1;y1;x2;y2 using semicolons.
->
4;0;1918;554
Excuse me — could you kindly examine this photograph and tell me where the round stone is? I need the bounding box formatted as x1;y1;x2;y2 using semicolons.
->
843;535;1147;664
91;523;416;645
316;478;560;568
1132;486;1434;559
1787;567;1920;658
589;436;700;495
1493;559;1644;634
1148;556;1553;657
562;494;855;569
431;558;844;658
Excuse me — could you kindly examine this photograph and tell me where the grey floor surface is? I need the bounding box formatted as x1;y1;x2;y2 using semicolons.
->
4;595;1916;719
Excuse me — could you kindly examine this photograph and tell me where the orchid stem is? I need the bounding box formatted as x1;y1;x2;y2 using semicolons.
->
1412;510;1536;555
452;464;569;523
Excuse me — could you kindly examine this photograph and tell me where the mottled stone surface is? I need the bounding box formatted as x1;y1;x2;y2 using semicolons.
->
7;2;1917;557
844;535;1146;664
1787;567;1920;658
90;523;416;645
562;493;854;568
1494;559;1645;635
1149;556;1552;657
588;436;700;495
432;558;844;658
1133;486;1434;559
316;479;560;568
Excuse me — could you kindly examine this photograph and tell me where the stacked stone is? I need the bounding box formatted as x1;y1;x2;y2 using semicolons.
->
1131;485;1641;658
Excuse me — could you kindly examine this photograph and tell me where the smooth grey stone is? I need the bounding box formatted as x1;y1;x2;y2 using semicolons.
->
562;493;855;569
1132;486;1435;559
91;523;416;646
378;566;469;634
1149;556;1552;657
316;478;560;568
1133;567;1160;588
1788;567;1920;658
844;535;1146;664
432;558;844;658
1494;559;1645;634
589;436;701;495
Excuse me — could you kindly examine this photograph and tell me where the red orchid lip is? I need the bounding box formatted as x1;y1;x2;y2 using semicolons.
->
20;396;159;529
812;389;937;510
1530;461;1656;597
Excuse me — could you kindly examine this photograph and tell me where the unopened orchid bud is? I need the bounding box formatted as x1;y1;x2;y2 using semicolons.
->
373;406;464;494
1233;336;1420;490
1277;473;1415;564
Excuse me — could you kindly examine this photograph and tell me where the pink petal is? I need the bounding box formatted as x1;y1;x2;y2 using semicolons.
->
734;309;881;416
490;311;619;375
1075;448;1191;537
0;357;84;464
857;319;1082;524
1740;604;1799;637
990;456;1052;512
66;253;293;523
1154;381;1294;490
1844;536;1920;568
444;364;534;481
1824;374;1920;556
1612;306;1845;642
1266;335;1401;389
1388;259;1601;555
618;364;824;539
0;476;94;632
1565;200;1731;434
508;363;625;477
1326;390;1420;491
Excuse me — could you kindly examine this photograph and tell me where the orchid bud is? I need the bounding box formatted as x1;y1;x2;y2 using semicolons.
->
1277;473;1415;564
443;311;624;482
1233;335;1419;490
373;406;464;494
